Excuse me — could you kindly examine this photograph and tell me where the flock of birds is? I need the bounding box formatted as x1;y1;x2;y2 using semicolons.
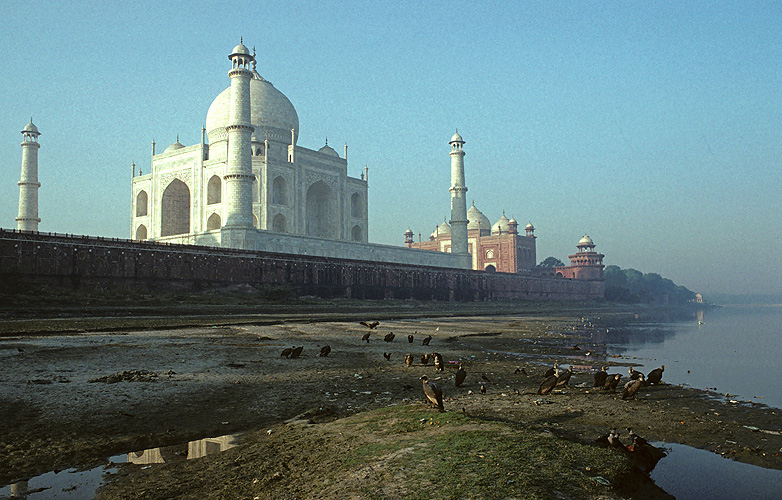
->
538;362;665;400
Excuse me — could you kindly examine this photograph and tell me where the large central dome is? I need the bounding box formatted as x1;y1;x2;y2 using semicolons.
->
205;74;299;145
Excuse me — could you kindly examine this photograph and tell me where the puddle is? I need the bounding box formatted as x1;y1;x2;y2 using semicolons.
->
651;442;782;500
0;433;241;499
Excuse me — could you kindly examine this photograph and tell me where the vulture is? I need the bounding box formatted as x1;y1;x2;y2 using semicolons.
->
628;366;644;381
290;346;303;359
361;332;371;343
319;345;331;357
604;373;622;392
544;362;559;378
608;429;627;451
555;366;573;387
404;354;414;367
280;347;293;358
421;353;430;365
422;335;432;346
384;332;395;342
383;352;391;361
646;365;665;385
455;364;466;387
407;334;414;343
538;374;558;395
481;373;491;383
360;321;380;329
432;352;444;372
480;382;487;394
622;374;645;400
594;366;609;387
420;375;444;411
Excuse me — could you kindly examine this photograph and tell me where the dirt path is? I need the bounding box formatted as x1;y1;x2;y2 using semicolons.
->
0;312;779;498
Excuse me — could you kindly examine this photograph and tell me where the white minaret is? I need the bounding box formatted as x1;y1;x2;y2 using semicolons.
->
223;40;255;228
16;120;42;232
449;130;469;263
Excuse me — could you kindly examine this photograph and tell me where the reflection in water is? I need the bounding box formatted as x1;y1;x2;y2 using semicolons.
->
0;434;241;498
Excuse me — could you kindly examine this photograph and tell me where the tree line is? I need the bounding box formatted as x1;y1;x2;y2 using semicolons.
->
603;265;695;304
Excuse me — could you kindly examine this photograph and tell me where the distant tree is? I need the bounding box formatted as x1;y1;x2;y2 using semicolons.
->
538;257;565;268
603;266;696;305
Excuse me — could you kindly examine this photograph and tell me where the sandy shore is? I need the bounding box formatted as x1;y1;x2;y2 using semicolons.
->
0;308;779;499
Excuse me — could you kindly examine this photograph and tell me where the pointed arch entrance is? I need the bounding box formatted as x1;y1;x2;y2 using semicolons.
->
161;179;190;237
306;180;336;239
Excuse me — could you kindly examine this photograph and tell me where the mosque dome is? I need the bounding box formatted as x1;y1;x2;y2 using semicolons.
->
231;42;250;56
467;203;491;232
318;141;339;157
22;121;39;134
526;222;535;231
578;235;594;246
492;213;510;234
205;75;300;146
164;140;185;153
431;220;451;239
450;130;464;143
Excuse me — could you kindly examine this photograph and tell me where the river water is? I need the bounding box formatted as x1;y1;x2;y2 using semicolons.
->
602;304;782;409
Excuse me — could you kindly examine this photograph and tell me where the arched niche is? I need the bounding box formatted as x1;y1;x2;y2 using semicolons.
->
136;191;148;217
306;180;336;239
160;179;190;237
207;175;221;205
207;213;221;230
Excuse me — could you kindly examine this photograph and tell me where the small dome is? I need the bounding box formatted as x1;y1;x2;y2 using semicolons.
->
231;42;250;56
22;121;39;134
467;202;491;232
492;213;510;235
526;222;535;230
450;130;464;143
508;217;517;225
164;140;185;153
431;220;451;238
578;235;594;246
318;142;339;157
404;228;413;235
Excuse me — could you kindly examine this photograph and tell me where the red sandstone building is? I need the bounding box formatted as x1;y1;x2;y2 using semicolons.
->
552;235;605;280
404;202;537;273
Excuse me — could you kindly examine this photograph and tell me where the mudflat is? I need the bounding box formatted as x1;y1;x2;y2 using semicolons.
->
1;303;779;499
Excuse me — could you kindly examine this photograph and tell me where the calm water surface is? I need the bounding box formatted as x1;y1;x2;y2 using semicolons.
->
603;305;782;409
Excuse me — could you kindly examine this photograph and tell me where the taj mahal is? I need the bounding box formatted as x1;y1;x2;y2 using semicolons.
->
11;40;604;283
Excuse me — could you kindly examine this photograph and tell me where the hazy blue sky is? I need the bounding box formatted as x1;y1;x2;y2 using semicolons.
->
1;1;779;297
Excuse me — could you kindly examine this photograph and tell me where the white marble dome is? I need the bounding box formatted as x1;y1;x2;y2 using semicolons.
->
467;203;491;232
578;235;594;246
205;75;300;145
492;213;510;234
318;142;339;157
431;220;451;238
164;140;185;153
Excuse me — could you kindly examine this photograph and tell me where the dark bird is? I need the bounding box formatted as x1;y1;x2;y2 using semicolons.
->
420;375;444;411
319;345;331;357
383;352;391;361
594;366;609;387
432;352;444;372
280;347;293;358
514;367;528;375
544;362;559;378
360;321;380;329
422;335;432;346
570;344;581;351
421;353;430;365
407;334;414;343
608;429;627;451
628;366;644;381
384;332;395;342
646;365;665;385
480;382;487;394
361;332;371;343
404;354;414;367
17;348;24;353
538;375;558;395
455;364;466;387
481;373;491;383
622;375;644;400
604;373;622;392
555;366;573;387
290;346;303;359
627;428;649;447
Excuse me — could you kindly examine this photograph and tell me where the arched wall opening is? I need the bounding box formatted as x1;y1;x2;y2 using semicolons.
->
306;181;336;239
160;179;190;237
351;192;362;218
273;214;287;232
207;213;221;230
136;191;148;217
351;225;363;242
273;176;288;206
207;175;221;205
135;224;147;241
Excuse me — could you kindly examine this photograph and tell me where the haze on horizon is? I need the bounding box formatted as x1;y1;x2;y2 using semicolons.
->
0;1;779;298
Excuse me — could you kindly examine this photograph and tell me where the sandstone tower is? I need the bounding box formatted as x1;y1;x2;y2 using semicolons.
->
448;130;470;268
223;40;255;228
16;120;41;232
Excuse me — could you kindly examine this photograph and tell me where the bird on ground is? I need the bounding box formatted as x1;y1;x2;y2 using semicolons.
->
646;365;665;385
420;375;444;411
594;366;609;387
407;334;414;343
544;362;559;378
455;364;466;387
383;352;391;361
622;375;645;400
604;374;622;392
432;352;444;372
628;366;644;381
360;321;380;329
384;332;395;342
319;345;331;357
481;373;491;383
608;429;628;451
570;345;581;351
555;366;573;387
480;382;487;394
538;375;558;395
290;346;303;359
361;332;371;343
404;354;414;367
280;347;293;358
627;428;649;447
421;353;430;365
422;335;432;346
